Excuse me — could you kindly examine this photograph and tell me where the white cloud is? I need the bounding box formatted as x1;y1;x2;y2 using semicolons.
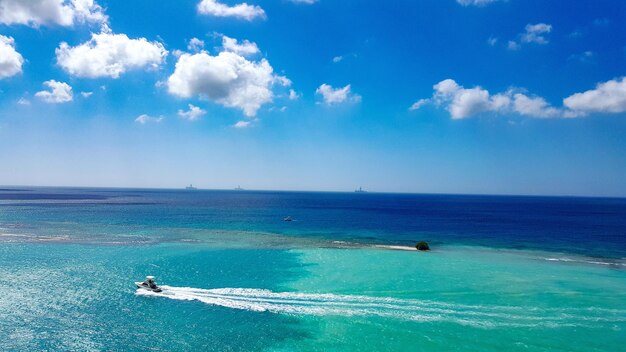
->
288;0;318;4
507;40;520;50
222;35;259;56
167;44;288;117
288;89;300;100
17;97;30;105
487;37;498;46
0;0;106;27
456;0;499;6
178;104;206;121
420;77;626;118
568;51;595;63
512;93;560;117
197;0;265;21
135;114;163;124
269;106;286;112
507;23;552;50
409;98;429;111
568;29;583;39
0;35;23;79
563;77;626;115
433;78;460;96
419;79;561;119
80;91;93;97
332;56;343;63
233;120;251;128
187;37;205;52
56;31;168;78
274;75;291;87
521;23;552;44
316;84;361;105
434;81;495;119
35;80;73;103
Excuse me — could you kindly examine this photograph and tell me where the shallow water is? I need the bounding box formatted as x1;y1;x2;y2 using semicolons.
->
0;187;625;351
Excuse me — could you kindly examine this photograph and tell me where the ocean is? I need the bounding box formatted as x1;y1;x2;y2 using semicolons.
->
0;187;625;351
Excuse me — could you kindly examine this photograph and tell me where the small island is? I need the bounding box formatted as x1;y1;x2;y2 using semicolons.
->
415;241;430;251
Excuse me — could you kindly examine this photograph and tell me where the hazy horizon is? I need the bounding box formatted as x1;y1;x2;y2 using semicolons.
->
2;183;626;199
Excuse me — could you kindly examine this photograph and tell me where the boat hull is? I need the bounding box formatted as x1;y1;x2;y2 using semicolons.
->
135;282;162;293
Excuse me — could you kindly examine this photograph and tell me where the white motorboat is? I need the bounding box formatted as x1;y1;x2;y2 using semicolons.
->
135;276;162;293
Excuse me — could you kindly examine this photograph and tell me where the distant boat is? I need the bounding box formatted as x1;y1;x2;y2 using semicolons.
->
234;185;244;190
185;184;197;190
355;187;366;193
283;216;293;222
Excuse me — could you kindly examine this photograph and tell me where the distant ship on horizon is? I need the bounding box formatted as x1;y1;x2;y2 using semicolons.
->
355;187;366;193
185;184;197;190
234;185;244;190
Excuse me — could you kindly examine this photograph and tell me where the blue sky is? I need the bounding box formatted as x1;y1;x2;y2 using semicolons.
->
1;0;626;196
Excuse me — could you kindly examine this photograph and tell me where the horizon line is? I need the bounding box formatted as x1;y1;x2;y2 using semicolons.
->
1;184;625;200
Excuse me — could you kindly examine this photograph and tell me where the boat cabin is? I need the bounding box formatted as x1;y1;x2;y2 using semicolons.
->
144;276;158;289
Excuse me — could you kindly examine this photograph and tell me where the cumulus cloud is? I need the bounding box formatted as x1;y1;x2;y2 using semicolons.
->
508;23;552;50
167;42;289;117
332;56;343;63
433;79;500;118
316;84;361;105
135;114;163;124
187;37;205;52
178;104;206;121
80;91;93;97
197;0;265;21
222;35;259;56
288;89;300;100
56;30;168;78
0;35;23;79
563;77;626;115
512;93;560;117
35;80;73;103
415;77;626;119
521;23;552;44
413;79;560;119
0;0;106;27
456;0;499;6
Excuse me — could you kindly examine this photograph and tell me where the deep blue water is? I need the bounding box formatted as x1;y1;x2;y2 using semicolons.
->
2;187;626;258
2;187;626;351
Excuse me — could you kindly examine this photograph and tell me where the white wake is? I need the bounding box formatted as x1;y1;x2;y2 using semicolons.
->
135;286;626;329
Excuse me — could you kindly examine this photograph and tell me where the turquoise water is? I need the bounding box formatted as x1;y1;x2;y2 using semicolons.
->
1;188;625;351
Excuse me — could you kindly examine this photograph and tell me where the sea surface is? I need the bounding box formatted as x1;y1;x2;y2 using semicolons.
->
0;187;625;351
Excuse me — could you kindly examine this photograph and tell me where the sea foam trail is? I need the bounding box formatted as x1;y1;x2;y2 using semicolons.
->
135;286;626;328
544;257;626;267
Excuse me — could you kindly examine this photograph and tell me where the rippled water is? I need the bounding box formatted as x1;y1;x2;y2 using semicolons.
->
1;187;625;351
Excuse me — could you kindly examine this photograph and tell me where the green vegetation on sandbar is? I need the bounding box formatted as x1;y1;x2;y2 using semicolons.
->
416;241;430;251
